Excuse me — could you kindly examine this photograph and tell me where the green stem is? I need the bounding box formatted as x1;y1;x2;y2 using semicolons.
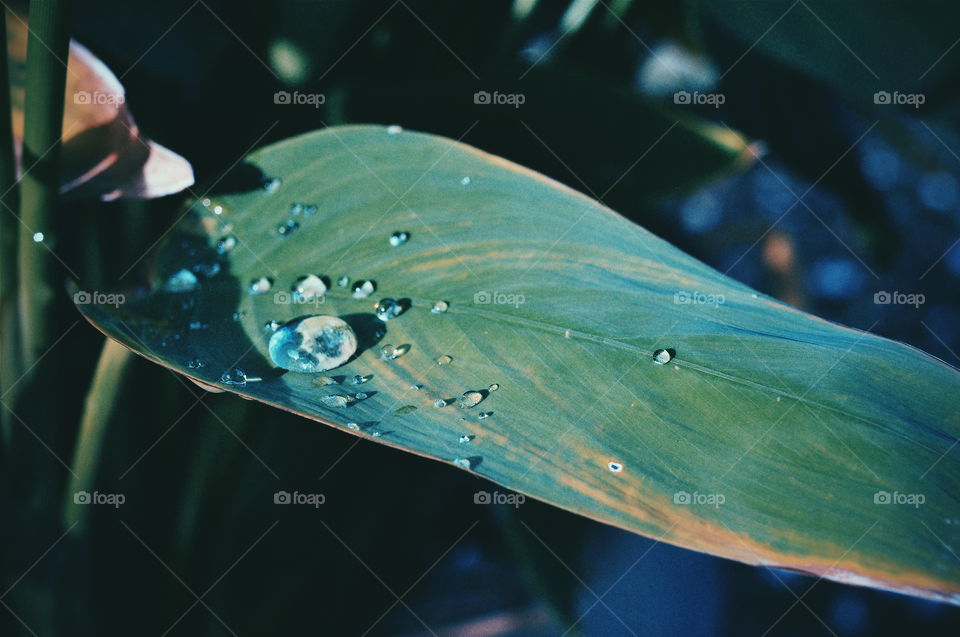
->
17;0;71;367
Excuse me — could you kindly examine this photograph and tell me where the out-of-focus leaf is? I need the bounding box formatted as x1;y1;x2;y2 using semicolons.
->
5;8;193;200
76;125;960;606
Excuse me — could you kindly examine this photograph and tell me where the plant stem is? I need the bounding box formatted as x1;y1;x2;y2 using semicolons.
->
17;0;71;367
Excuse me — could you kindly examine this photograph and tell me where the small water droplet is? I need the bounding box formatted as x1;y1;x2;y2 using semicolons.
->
608;461;623;473
164;269;199;292
188;321;208;330
409;384;422;391
192;262;221;278
289;202;304;215
478;411;493;420
346;422;360;431
460;176;471;186
375;298;403;321
459;391;484;409
564;329;571;339
263;177;282;193
201;198;211;208
389;231;410;247
487;383;499;392
292;274;327;301
304;204;318;216
453;457;477;470
435;355;453;366
458;435;474;444
268;315;359;372
321;394;350;408
394;405;418;415
434;398;449;408
232;311;246;321
751;293;759;299
212;204;224;215
776;396;782;402
32;232;44;243
313;376;338;386
277;220;300;236
386;124;403;135
264;319;281;331
352;280;376;299
380;343;409;360
337;275;350;288
352;374;371;385
216;235;237;254
220;368;260;385
431;301;449;314
248;277;273;294
653;348;675;365
354;392;368;400
187;358;205;369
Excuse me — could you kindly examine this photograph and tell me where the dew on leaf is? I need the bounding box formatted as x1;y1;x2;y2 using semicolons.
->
389;231;410;247
653;348;675;365
459;391;484;409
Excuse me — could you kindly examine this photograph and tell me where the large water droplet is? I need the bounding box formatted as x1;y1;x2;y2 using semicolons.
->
293;274;327;301
352;280;376;299
164;269;199;292
389;231;410;247
653;348;675;365
320;394;350;408
375;298;403;321
459;391;484;409
216;235;237;254
249;277;273;295
268;315;358;372
277;220;300;236
435;355;453;365
431;301;449;314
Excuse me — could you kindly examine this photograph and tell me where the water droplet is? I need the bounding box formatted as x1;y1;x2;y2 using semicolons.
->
264;319;281;331
352;374;371;385
434;398;449;408
460;176;471;186
435;355;453;366
608;461;623;473
386;124;403;135
268;315;358;372
458;435;474;443
337;275;349;288
292;274;327;301
216;235;237;254
201;198;212;208
375;298;403;321
459;391;484;409
164;269;199;292
232;311;246;321
354;392;368;400
346;422;360;431
653;348;675;365
409;384;422;391
248;277;273;294
188;321;208;330
394;405;418;415
380;343;409;360
220;368;260;385
453;457;476;470
192;262;221;278
487;383;499;392
313;376;338;386
304;204;318;216
351;280;376;299
277;220;300;236
289;202;304;215
262;177;282;193
431;301;449;314
187;359;205;369
212;205;224;215
320;394;350;408
389;231;410;247
776;396;782;403
32;232;44;243
478;411;492;420
564;329;571;339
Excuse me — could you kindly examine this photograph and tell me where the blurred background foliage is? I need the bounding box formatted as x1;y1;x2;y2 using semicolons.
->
3;1;960;635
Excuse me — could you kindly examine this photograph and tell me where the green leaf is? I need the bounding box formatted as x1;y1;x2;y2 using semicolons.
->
76;125;960;605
